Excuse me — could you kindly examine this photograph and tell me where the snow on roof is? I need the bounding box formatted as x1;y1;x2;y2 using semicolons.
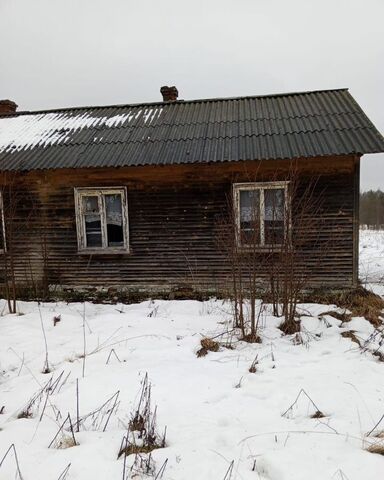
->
0;89;383;171
0;107;163;154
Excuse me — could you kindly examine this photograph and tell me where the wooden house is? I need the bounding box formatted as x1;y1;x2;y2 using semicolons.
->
0;87;383;296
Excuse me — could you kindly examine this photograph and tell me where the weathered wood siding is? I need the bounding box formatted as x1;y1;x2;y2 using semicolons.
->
0;155;360;291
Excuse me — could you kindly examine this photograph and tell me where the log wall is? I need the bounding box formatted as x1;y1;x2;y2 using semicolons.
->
0;155;360;292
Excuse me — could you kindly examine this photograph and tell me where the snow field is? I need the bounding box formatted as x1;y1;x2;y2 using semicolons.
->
0;231;383;479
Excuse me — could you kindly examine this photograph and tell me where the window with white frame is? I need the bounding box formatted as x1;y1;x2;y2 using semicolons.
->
74;188;129;252
233;182;290;247
0;192;5;253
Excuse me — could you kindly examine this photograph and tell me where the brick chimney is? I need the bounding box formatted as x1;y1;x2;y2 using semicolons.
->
160;86;178;102
0;99;18;116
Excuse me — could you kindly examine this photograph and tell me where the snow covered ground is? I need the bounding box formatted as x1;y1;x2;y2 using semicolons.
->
0;232;383;480
360;229;384;296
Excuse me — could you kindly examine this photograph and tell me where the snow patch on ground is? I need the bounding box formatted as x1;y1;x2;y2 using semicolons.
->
359;229;384;285
0;231;382;479
0;300;383;479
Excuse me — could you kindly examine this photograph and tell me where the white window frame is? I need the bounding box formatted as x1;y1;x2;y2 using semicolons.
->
233;181;290;248
74;187;129;253
0;192;6;253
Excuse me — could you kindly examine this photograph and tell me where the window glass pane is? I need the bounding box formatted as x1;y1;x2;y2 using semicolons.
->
82;196;102;248
264;188;285;244
83;196;99;213
105;194;124;247
239;190;260;244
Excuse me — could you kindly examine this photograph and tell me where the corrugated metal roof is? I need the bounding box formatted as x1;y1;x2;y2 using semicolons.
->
0;88;383;171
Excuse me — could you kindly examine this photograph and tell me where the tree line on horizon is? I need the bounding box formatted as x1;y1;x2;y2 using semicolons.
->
360;189;384;229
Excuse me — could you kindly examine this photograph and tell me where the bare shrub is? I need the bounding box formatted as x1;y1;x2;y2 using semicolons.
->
217;163;329;339
0;175;40;312
267;168;327;335
217;180;267;342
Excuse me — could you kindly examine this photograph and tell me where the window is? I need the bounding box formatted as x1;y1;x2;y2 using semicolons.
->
74;188;129;252
233;182;290;247
0;192;5;253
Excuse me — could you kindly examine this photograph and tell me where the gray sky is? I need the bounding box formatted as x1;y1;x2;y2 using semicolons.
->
0;0;383;190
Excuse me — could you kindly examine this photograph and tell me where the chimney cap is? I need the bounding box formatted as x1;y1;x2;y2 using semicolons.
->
160;86;178;102
0;99;18;115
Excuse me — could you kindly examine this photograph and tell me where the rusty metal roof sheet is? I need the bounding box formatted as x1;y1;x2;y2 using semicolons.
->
0;88;383;171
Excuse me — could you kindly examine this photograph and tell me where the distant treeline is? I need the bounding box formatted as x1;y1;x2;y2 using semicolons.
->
360;189;384;229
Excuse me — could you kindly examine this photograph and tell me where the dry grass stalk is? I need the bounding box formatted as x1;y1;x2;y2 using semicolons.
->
196;337;220;357
0;443;24;480
57;463;71;480
366;441;384;456
119;442;157;457
315;287;384;328
319;311;352;323
201;337;220;351
340;330;361;347
48;413;78;449
76;390;120;432
311;410;325;419
342;288;384;327
282;388;325;419
16;370;69;420
121;450;168;480
55;435;77;450
38;304;50;374
223;460;234;480
366;413;384;437
249;355;258;373
118;373;166;464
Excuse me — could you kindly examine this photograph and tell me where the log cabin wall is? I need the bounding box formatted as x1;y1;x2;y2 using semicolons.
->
0;155;360;293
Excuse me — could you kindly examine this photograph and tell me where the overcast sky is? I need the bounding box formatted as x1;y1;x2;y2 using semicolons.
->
0;0;383;190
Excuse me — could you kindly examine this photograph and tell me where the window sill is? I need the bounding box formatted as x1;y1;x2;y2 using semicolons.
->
77;248;130;255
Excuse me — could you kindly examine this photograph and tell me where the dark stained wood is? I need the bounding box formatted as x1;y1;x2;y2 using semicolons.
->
0;155;360;292
352;157;360;286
